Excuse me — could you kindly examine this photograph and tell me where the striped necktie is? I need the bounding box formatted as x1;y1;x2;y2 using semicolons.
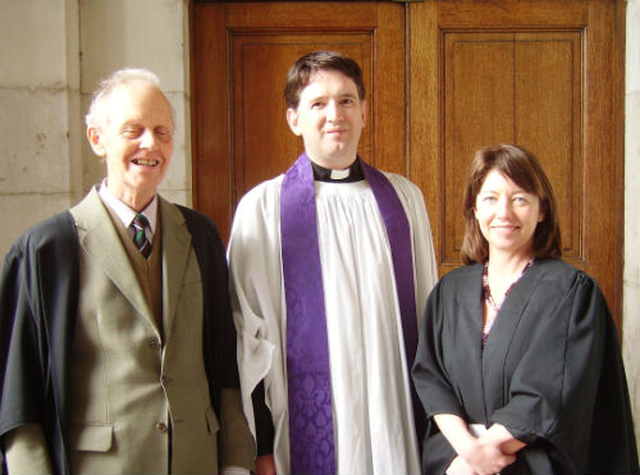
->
132;213;152;258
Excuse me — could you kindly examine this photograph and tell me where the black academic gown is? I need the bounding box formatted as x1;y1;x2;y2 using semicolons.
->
412;258;639;475
0;205;239;475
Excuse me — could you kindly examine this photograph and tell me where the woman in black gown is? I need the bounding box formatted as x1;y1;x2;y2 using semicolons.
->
412;144;638;474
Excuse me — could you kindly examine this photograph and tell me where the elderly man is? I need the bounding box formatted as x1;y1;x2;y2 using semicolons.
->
228;51;438;475
0;69;254;474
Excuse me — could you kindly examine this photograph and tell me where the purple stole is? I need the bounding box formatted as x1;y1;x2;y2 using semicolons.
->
281;152;419;475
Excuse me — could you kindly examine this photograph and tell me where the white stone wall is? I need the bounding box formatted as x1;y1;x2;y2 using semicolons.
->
0;0;82;253
79;0;192;206
625;0;640;451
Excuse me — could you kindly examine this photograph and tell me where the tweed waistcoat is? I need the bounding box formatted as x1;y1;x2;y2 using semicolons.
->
108;207;164;336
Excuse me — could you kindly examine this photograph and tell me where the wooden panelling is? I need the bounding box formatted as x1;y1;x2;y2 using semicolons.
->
192;2;405;242
441;31;583;266
231;34;373;197
409;0;623;323
192;0;624;324
515;33;582;262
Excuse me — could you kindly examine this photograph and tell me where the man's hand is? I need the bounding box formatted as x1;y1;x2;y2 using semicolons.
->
255;454;276;475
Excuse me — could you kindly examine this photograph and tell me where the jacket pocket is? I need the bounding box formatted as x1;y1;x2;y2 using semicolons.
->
69;423;113;452
205;406;220;434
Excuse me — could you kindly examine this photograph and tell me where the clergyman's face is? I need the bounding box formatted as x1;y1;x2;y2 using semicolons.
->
88;81;174;210
286;69;366;169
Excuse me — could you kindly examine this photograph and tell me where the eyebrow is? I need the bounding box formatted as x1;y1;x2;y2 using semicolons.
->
479;187;531;195
120;120;143;129
307;92;358;102
119;120;172;129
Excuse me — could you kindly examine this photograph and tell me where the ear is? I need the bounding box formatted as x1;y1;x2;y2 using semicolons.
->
87;126;106;157
286;108;302;136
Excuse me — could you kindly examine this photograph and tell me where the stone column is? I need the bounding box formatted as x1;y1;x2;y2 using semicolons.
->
624;0;640;452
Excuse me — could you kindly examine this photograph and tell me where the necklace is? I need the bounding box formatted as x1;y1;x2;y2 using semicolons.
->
482;258;534;342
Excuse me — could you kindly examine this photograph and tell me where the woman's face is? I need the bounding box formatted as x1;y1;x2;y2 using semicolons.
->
474;169;544;259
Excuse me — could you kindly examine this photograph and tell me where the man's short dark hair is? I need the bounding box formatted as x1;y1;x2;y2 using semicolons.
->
284;50;366;110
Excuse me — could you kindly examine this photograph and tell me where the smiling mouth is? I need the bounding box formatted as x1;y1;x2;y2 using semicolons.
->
493;225;519;233
132;158;159;167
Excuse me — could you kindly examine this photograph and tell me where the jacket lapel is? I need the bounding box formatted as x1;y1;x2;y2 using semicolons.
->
71;188;155;329
159;197;192;340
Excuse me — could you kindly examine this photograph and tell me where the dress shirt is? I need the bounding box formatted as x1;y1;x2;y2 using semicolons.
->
98;179;158;244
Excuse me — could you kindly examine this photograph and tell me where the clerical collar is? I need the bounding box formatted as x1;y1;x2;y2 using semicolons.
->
310;158;365;183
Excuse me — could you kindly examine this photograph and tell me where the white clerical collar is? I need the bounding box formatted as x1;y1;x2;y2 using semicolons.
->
330;168;350;180
98;179;158;242
310;157;365;183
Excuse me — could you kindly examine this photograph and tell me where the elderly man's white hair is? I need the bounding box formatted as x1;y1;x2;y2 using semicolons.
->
85;68;172;130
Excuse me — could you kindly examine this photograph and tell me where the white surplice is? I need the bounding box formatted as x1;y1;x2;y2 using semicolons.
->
228;172;438;475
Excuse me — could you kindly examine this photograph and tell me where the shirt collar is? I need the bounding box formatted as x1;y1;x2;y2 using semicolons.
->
310;157;365;183
98;179;158;237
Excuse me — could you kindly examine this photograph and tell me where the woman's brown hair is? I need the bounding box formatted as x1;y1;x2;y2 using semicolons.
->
460;144;562;264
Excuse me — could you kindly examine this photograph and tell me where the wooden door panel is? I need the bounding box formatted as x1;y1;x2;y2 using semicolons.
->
192;0;623;324
443;33;517;263
442;31;583;267
232;35;373;195
515;33;583;261
410;0;623;323
192;2;405;243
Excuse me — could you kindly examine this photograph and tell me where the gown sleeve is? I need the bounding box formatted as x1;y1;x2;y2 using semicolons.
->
490;271;639;473
412;278;466;419
0;212;80;475
411;278;463;474
227;181;282;441
0;236;48;471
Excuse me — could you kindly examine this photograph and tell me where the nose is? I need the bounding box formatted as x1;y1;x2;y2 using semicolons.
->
139;129;157;150
326;100;340;122
496;197;513;217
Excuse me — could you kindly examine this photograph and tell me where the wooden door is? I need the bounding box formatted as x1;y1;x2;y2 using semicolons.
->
408;0;624;324
191;1;406;243
191;0;624;325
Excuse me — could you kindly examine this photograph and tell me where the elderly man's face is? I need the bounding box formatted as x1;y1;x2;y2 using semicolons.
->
88;81;174;211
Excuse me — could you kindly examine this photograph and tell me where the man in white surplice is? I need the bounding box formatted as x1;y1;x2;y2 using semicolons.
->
228;51;438;475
